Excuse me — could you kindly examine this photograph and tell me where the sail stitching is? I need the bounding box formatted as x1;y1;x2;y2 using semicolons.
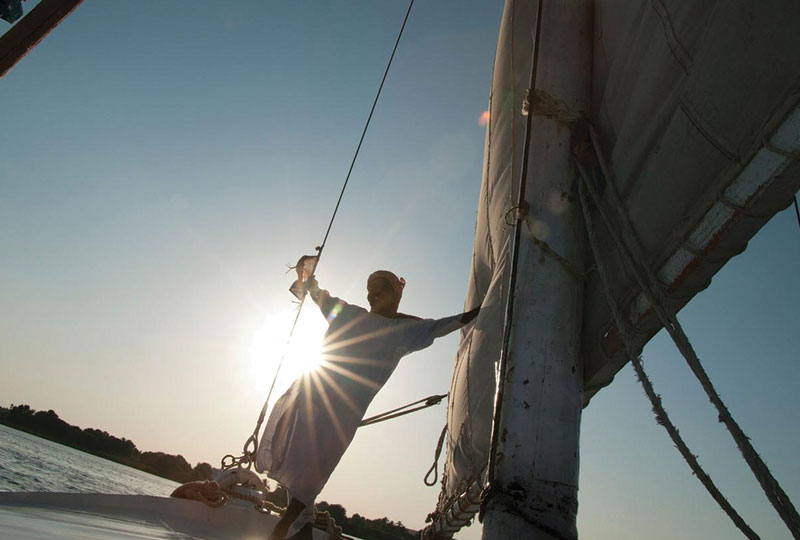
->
650;0;692;73
679;97;740;162
485;91;497;273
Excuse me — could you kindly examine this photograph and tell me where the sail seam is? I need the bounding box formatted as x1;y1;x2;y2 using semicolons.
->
679;97;739;162
650;0;692;74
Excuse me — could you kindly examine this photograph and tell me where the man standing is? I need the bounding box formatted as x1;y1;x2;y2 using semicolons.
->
257;270;479;540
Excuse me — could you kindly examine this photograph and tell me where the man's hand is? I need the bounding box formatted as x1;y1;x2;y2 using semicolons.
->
306;276;330;306
306;276;319;293
460;306;480;324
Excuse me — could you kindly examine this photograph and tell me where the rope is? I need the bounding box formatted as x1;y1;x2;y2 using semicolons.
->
359;393;447;427
316;0;414;257
578;125;800;539
486;0;546;494
577;178;760;540
525;222;589;280
314;510;345;539
504;200;588;280
222;300;307;470
222;0;416;470
424;424;448;486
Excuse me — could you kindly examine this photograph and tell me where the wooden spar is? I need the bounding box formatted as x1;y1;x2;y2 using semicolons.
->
0;0;84;78
481;0;591;539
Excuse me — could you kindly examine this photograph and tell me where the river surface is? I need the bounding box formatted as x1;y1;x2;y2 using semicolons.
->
0;424;179;496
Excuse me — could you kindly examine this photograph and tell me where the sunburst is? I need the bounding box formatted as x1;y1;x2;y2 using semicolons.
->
249;306;328;401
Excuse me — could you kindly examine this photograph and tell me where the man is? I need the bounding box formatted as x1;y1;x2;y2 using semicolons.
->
256;270;480;540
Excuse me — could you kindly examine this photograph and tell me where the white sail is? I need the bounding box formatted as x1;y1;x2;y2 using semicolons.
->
427;0;800;536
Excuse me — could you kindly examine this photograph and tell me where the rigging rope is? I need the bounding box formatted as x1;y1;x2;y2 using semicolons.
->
223;0;416;471
317;0;415;257
424;424;448;487
359;393;447;427
577;124;800;539
576;173;760;540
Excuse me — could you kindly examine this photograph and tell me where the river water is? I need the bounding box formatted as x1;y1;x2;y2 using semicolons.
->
0;424;179;496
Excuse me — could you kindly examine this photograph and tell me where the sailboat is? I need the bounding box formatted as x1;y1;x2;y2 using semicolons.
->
1;0;799;539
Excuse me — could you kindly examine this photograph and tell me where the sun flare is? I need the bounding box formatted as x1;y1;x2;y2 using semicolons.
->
249;305;328;400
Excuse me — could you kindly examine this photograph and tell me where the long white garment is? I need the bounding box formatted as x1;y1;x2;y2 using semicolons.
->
256;296;465;507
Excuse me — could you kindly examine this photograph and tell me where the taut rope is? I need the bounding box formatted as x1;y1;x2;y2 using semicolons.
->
576;123;800;539
222;0;417;471
576;169;760;540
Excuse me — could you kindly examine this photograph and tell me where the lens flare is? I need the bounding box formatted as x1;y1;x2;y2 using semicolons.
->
249;305;328;401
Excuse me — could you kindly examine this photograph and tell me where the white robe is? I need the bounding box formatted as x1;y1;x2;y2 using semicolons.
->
256;296;465;509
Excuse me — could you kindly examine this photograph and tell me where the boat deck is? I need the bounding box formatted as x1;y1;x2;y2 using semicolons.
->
0;492;333;539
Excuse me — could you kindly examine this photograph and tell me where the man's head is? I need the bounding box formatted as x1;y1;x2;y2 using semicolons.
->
367;270;405;317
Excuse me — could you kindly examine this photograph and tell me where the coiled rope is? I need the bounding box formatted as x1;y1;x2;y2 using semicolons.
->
575;123;800;540
222;0;416;471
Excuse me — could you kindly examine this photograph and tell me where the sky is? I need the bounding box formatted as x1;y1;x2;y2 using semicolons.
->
1;1;798;539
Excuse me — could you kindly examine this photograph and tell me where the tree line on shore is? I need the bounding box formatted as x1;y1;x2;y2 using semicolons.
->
0;404;213;482
0;404;416;539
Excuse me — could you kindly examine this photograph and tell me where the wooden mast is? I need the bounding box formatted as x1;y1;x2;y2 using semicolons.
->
481;1;591;538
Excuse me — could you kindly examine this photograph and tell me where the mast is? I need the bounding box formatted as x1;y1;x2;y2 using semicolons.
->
481;1;591;538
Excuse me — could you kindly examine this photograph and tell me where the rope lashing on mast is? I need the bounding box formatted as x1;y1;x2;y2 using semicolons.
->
221;0;416;472
505;199;592;280
575;122;800;540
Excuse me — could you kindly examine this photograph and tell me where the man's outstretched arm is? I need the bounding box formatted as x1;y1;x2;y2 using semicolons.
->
460;306;480;324
401;305;482;355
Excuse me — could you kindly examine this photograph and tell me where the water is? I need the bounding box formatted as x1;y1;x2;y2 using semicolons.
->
0;424;179;496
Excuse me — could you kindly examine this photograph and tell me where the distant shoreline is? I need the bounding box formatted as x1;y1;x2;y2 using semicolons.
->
0;423;178;480
0;404;212;484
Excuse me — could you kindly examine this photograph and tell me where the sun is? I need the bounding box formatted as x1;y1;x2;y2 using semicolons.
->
249;304;328;402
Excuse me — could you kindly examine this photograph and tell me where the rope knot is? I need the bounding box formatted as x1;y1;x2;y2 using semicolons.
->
504;200;529;226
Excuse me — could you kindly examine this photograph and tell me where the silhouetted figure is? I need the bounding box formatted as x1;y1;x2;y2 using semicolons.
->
257;271;479;540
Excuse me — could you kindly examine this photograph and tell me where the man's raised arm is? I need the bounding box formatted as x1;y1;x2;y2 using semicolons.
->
306;277;337;319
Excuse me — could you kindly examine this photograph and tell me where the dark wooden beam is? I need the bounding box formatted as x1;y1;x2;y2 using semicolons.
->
0;0;84;78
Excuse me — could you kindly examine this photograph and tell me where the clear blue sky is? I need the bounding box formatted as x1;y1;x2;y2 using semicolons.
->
1;2;798;539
